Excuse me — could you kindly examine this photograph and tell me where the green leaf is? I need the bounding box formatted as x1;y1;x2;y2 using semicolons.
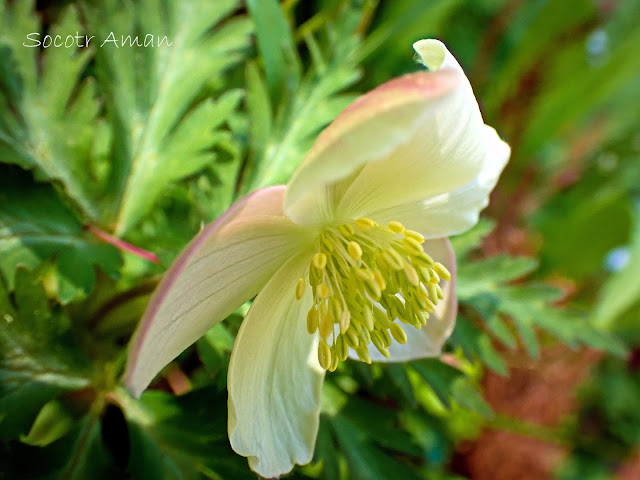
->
196;323;234;387
0;266;90;439
450;316;507;376
82;0;251;235
457;255;537;298
535;172;633;279
245;61;273;165
386;363;417;406
330;413;423;480
458;253;625;359
0;167;121;303
239;9;363;192
339;395;422;456
0;411;110;480
451;379;494;420
484;0;596;115
246;0;300;105
124;387;254;480
20;398;77;447
314;416;340;480
450;219;495;260
410;359;464;409
522;25;640;155
595;214;640;330
0;2;102;219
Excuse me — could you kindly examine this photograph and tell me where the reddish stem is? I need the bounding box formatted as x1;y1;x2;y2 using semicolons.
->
87;224;160;264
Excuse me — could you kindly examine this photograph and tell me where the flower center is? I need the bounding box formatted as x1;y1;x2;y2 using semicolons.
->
294;218;450;372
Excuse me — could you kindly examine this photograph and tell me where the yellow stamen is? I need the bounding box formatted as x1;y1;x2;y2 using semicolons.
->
388;221;405;233
355;345;371;364
318;340;332;370
389;322;408;344
316;283;330;298
373;271;386;290
339;310;351;334
404;229;425;243
403;263;420;286
329;350;339;372
306;306;319;334
355;217;376;230
313;252;327;270
300;218;451;371
295;277;305;299
319;312;334;339
347;241;363;259
433;262;451;280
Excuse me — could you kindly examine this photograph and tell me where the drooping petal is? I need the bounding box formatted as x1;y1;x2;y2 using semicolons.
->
228;250;324;479
369;238;457;362
285;39;494;227
367;126;510;238
124;186;315;397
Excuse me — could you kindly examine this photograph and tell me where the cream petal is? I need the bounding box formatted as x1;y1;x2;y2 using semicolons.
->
285;40;496;229
368;238;457;362
228;251;325;479
367;126;510;239
284;68;461;226
334;42;494;222
413;38;463;73
124;186;315;397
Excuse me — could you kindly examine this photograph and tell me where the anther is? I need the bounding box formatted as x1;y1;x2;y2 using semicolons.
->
339;310;351;334
318;340;332;370
347;241;363;260
355;345;371;364
313;252;327;270
316;283;330;298
417;266;431;284
433;262;451;280
363;278;382;300
355;217;376;230
402;236;426;256
338;224;354;237
329;350;339;372
379;327;392;347
320;236;335;252
357;324;371;345
306;218;449;371
319;312;334;339
307;306;319;334
335;335;349;361
403;262;420;286
389;322;408;344
388;221;405;233
427;283;439;303
295;278;305;299
370;331;387;355
363;308;375;331
373;306;391;329
345;328;360;348
403;229;425;243
373;271;386;291
382;250;403;270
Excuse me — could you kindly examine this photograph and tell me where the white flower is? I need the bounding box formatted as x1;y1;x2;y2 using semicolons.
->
124;39;510;478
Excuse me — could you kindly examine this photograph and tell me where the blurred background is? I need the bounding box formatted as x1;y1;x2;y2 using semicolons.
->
1;0;639;478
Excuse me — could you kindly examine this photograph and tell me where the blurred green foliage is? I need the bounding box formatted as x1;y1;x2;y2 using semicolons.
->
1;0;639;479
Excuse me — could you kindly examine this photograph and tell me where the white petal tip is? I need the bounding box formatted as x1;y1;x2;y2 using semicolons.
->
413;39;446;71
